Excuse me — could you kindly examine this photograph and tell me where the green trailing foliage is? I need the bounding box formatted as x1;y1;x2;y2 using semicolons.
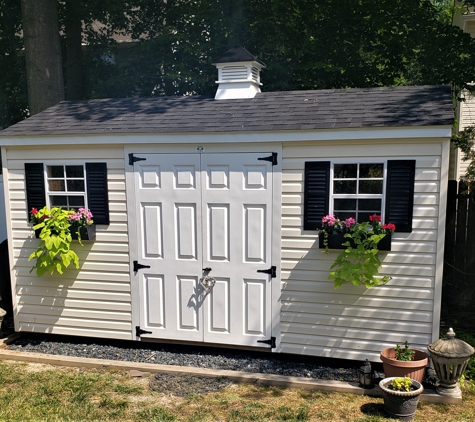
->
28;207;80;277
328;222;392;289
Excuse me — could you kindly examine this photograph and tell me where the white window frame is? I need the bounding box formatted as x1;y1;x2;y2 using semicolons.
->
329;159;388;222
44;162;89;210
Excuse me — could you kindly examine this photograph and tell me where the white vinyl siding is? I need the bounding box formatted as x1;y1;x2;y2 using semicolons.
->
456;90;475;179
5;146;131;340
281;139;447;361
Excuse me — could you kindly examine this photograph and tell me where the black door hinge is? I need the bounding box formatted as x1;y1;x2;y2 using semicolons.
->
136;326;152;337
257;337;276;348
258;152;278;166
133;260;151;274
257;265;276;278
129;153;146;166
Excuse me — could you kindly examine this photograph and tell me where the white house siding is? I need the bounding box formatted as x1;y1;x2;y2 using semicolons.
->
280;139;447;362
456;90;475;179
4;145;131;340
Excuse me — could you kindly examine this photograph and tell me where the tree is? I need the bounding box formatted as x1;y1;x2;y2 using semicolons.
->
4;0;475;124
0;0;27;128
20;0;64;115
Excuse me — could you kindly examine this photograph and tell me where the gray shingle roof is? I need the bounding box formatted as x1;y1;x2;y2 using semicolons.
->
0;85;453;137
212;46;266;66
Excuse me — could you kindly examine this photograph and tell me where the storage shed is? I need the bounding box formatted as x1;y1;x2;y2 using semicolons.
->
0;48;453;362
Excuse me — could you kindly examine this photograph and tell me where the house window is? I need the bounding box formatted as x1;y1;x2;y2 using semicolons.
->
304;160;415;232
25;162;110;225
332;162;385;222
46;165;87;209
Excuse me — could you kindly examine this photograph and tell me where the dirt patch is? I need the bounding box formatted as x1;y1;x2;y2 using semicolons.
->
149;373;233;397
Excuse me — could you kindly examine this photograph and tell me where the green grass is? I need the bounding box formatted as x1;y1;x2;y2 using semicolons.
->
0;361;474;421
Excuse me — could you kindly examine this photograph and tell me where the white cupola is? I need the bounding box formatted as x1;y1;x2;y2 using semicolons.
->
212;46;266;100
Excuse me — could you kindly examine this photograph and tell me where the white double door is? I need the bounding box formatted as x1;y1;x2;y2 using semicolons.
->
131;152;275;347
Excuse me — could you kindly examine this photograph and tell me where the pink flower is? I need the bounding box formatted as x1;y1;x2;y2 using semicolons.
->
344;217;356;228
31;208;38;215
322;215;336;226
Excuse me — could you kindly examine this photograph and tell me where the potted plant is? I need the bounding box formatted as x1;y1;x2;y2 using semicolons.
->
379;376;423;421
380;341;429;383
319;214;395;288
68;208;96;242
29;206;95;276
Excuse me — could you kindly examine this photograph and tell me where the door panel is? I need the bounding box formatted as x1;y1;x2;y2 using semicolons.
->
201;153;272;346
134;152;273;347
135;154;202;341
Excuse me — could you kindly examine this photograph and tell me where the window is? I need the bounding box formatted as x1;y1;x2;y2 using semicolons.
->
46;165;87;209
25;162;110;225
304;160;415;232
332;162;385;222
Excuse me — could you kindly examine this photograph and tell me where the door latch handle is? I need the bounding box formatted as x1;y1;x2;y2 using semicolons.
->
202;267;212;272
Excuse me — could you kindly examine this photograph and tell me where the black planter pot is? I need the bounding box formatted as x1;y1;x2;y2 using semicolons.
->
318;233;391;251
35;224;96;240
379;377;423;421
71;224;96;241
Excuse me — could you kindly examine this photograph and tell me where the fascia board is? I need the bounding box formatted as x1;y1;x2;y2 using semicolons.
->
0;126;452;147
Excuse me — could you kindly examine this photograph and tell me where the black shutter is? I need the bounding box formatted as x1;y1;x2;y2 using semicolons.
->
86;163;110;225
385;160;415;233
304;161;330;230
25;163;46;212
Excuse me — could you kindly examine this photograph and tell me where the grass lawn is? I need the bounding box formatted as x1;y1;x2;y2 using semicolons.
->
0;361;474;421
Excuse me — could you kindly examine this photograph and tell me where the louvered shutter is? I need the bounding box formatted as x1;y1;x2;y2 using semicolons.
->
25;163;46;212
385;160;415;232
86;163;110;225
304;161;330;230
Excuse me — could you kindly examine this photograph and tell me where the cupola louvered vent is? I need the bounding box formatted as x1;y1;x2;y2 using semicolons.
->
221;66;248;81
212;46;266;100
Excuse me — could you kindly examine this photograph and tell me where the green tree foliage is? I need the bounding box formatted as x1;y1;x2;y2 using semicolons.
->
0;0;27;128
3;0;475;127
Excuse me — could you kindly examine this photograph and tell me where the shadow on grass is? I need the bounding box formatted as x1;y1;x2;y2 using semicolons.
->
360;402;387;418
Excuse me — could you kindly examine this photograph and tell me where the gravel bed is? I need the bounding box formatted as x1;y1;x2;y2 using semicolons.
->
7;334;366;382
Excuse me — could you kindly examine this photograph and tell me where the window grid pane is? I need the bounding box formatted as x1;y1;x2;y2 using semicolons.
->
332;162;384;222
46;164;87;210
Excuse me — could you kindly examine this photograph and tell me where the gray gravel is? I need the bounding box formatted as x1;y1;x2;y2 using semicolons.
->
7;335;365;382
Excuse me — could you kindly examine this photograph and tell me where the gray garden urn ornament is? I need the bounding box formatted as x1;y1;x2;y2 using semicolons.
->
428;328;474;398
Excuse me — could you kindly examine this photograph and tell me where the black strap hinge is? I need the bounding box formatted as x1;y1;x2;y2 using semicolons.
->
133;260;151;274
257;265;276;278
136;326;152;337
257;337;276;348
129;153;146;166
258;152;278;166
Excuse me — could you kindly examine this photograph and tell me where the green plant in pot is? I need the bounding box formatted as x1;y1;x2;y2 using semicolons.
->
379;376;424;421
380;341;429;383
319;214;395;289
29;206;93;276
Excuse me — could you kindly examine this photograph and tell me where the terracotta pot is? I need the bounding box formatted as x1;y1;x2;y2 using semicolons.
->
379;377;423;421
380;347;429;383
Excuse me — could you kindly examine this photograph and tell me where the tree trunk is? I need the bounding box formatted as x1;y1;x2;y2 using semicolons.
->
20;0;64;115
64;0;84;100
